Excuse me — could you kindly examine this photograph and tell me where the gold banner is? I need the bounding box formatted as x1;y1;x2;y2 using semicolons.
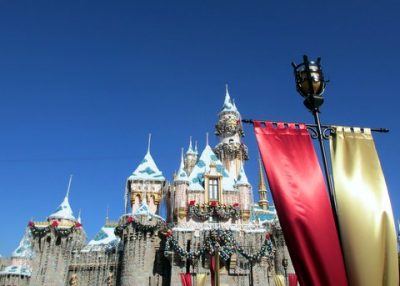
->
273;275;286;286
196;273;206;286
330;127;399;286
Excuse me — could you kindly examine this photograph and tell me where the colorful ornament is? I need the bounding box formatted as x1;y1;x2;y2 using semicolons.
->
51;220;59;228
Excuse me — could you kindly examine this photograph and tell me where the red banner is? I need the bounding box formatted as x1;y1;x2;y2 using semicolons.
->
180;273;192;286
288;273;298;286
210;255;215;286
254;121;347;286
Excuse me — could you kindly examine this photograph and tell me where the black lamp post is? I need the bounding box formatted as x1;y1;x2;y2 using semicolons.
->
292;55;338;224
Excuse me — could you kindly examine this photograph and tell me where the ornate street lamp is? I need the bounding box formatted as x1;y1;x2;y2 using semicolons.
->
292;55;326;111
292;55;338;222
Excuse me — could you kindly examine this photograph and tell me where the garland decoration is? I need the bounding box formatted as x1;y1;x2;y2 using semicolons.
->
28;220;82;239
188;201;241;220
114;215;163;236
164;229;274;263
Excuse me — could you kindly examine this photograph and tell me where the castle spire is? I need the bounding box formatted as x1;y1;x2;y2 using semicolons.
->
184;136;198;175
48;175;76;222
186;136;195;154
225;84;231;104
258;158;269;210
147;133;152;155
180;148;185;169
258;159;266;191
175;148;189;184
77;209;82;224
66;174;73;198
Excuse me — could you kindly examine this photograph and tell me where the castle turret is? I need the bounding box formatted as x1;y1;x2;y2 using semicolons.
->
29;176;86;286
234;164;253;222
126;135;166;215
184;137;198;175
174;148;190;223
258;158;269;210
47;178;76;224
214;85;248;178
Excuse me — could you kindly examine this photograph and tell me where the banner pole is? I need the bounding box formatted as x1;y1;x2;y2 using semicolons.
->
241;119;389;134
312;109;339;227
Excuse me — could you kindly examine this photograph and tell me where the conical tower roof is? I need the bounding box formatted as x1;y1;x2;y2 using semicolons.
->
220;84;238;114
258;158;267;191
186;136;196;155
175;149;190;183
129;151;165;181
48;176;76;221
129;136;165;181
235;164;250;186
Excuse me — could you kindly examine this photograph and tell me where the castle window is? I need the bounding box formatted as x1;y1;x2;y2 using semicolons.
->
208;179;219;201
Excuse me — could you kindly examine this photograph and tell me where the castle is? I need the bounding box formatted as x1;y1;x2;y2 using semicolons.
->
0;88;294;286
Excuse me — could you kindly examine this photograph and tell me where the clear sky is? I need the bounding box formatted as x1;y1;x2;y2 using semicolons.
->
0;1;399;256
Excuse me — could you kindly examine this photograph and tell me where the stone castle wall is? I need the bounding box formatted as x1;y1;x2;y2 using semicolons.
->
29;227;86;286
117;225;167;286
68;250;118;286
0;274;30;286
167;230;280;286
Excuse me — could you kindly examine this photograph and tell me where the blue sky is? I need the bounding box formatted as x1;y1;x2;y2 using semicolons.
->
0;1;399;255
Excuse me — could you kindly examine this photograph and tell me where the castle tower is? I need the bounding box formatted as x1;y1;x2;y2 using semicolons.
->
214;85;248;178
116;206;167;286
258;158;269;210
119;138;168;286
174;148;190;223
184;137;198;175
126;135;166;215
29;176;86;286
234;164;253;222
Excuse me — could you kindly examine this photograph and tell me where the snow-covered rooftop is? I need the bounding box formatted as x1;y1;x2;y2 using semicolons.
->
81;225;119;252
175;149;190;183
48;176;76;221
0;265;32;277
235;164;250;186
48;195;75;221
220;85;238;114
11;230;33;259
132;199;164;221
128;151;165;182
188;145;235;191
186;137;196;155
250;204;277;224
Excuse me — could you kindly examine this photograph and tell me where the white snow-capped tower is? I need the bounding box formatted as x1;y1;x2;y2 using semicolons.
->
48;175;76;223
214;85;248;178
184;137;198;175
126;135;166;215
